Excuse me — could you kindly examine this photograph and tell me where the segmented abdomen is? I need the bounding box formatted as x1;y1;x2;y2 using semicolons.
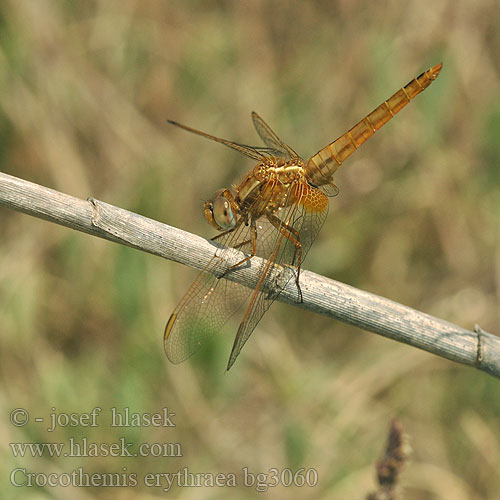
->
305;63;442;194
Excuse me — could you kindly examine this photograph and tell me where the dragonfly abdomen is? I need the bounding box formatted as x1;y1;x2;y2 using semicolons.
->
305;63;443;192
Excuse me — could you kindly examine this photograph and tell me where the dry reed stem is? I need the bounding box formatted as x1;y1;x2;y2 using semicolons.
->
1;171;499;378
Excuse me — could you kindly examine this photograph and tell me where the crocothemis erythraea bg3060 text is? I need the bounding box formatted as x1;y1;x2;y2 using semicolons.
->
165;63;442;370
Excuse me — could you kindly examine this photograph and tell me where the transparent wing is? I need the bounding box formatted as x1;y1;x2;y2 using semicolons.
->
168;119;279;161
251;111;301;161
165;182;328;369
225;182;329;370
319;183;340;197
164;181;279;364
164;221;257;364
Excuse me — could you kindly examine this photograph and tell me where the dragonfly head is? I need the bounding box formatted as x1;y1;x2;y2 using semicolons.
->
204;188;238;231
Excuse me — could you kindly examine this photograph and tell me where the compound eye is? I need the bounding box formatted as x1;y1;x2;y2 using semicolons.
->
212;195;236;230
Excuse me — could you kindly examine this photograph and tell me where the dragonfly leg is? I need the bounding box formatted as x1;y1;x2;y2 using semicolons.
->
267;214;304;302
232;238;252;250
219;218;258;279
212;231;252;251
211;228;236;242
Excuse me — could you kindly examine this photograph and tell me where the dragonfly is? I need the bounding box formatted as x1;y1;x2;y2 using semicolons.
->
165;63;442;370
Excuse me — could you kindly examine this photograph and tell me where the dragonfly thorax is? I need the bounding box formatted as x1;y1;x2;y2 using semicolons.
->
236;160;307;214
204;160;308;233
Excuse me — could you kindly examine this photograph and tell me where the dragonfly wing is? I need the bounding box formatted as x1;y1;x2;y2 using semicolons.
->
166;180;328;369
251;111;301;160
165;222;259;363
253;146;290;158
319;183;340;197
168;119;269;162
226;183;329;370
226;278;280;370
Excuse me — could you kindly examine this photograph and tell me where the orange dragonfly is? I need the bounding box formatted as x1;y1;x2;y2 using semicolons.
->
165;63;442;370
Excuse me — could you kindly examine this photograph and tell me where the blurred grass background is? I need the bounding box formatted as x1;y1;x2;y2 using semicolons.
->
0;0;499;499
